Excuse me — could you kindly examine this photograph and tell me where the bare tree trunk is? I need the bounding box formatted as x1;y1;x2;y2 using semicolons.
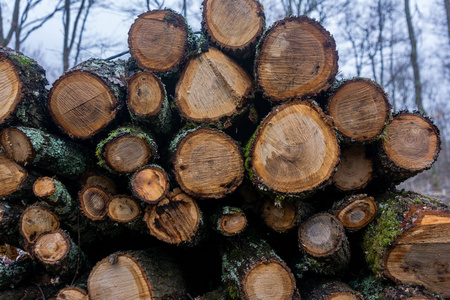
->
405;0;424;113
445;0;450;42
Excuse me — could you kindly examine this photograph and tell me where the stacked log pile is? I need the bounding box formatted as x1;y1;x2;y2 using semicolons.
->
0;0;448;299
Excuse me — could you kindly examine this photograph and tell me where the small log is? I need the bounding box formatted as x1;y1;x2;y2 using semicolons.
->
246;100;339;197
297;213;350;275
213;206;247;236
255;16;338;102
96;125;158;174
127;71;172;134
201;0;265;56
33;229;87;281
333;194;377;231
48;58;126;139
362;191;450;298
172;127;244;199
0;154;28;198
302;280;363;300
0;47;49;129
130;164;169;204
128;10;195;73
19;205;60;250
327;78;391;143
143;189;203;245
57;287;89;300
106;195;141;223
88;249;186;299
377;112;441;183
80;170;117;194
332;145;373;191
79;185;111;221
0;127;88;179
222;236;296;300
261;199;312;233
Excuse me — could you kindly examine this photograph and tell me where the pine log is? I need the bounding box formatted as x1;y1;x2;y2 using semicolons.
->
88;249;186;299
96;125;158;174
222;236;296;300
332;194;377;231
19;205;60;250
48;58;126;139
175;47;253;126
128;10;195;73
0;153;28;198
0;47;49;129
33;229;87;281
246;100;339;197
127;71;172;134
261;199;312;233
255;16;338;102
377;112;441;183
172;127;244;199
332;145;373;191
327;78;391;143
106;195;141;223
383;285;440;300
302;280;363;300
297;213;350;275
213;206;247;236
201;0;265;56
57;287;89;300
130;164;169;204
79;185;111;221
362;191;450;298
0;126;88;179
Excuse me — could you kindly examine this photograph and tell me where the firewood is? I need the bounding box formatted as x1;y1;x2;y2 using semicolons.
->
106;195;141;223
213;206;247;236
130;164;169;204
302;280;363;300
78;185;111;221
172;127;244;199
80;170;117;194
255;16;338;102
201;0;265;56
87;249;186;299
362;191;450;298
327;78;391;143
261;199;313;233
246;100;339;197
175;47;253;126
57;287;89;300
0;154;29;199
48;58;126;139
332;194;377;231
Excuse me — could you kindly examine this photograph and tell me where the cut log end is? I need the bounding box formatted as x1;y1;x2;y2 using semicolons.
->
127;72;165;118
130;165;169;204
20;205;60;244
262;200;298;232
256;16;338;101
382;113;440;172
0;154;28;197
104;135;153;173
128;10;188;73
219;210;247;236
299;213;344;257
327;79;390;142
173;128;244;199
79;185;111;221
34;229;71;265
242;260;296;300
0;128;34;165
333;145;373;191
81;172;117;194
175;47;253;123
33;177;57;198
250;101;339;195
202;0;265;50
107;195;141;223
0;55;22;123
57;287;89;300
48;71;118;139
334;195;377;231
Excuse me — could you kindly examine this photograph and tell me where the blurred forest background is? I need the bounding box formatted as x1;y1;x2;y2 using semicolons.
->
1;0;449;200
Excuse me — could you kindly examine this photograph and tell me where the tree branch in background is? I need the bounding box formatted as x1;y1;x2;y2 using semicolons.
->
445;0;450;42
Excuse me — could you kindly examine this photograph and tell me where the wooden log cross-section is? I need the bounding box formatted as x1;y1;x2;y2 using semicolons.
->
130;164;169;204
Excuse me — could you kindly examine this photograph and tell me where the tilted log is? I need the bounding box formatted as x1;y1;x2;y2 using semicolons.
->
332;194;377;232
0;257;37;291
130;164;169;204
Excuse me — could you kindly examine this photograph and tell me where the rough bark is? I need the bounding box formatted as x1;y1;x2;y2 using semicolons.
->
130;164;169;204
0;201;23;246
0;258;36;291
332;194;377;231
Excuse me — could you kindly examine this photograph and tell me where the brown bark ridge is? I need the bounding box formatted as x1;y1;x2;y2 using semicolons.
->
333;194;377;231
0;47;49;129
128;10;194;73
297;213;350;275
261;198;312;233
19;205;59;251
303;280;363;300
175;47;253;126
48;58;127;139
213;206;247;236
143;188;202;246
0;126;88;179
327;78;391;143
246;100;339;197
362;191;450;298
378;112;441;183
57;287;89;300
130;164;169;204
0;153;28;198
383;285;440;300
255;16;338;102
33;229;87;280
201;0;265;56
88;249;186;299
332;145;373;191
79;185;111;221
222;236;296;300
106;195;141;223
96;125;158;174
172;127;244;199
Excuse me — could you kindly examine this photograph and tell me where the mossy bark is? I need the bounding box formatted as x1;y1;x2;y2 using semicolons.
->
0;201;24;247
0;258;36;290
